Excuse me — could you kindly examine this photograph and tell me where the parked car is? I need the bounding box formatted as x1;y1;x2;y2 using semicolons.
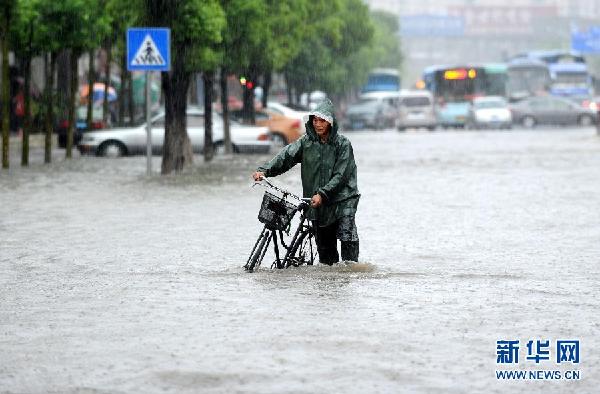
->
466;96;512;129
77;107;272;157
509;96;598;128
266;101;310;122
396;90;436;131
343;94;398;130
260;108;303;146
229;107;303;147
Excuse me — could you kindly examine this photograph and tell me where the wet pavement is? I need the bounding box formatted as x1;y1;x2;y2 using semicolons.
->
1;127;599;393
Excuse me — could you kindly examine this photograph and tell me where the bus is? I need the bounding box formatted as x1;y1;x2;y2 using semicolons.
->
361;68;401;93
548;62;592;97
422;63;507;127
506;58;552;101
510;51;592;98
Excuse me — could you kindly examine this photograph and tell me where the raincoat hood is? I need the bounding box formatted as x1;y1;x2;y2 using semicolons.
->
306;99;339;143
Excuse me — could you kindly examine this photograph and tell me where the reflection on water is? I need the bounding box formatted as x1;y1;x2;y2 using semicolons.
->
1;129;600;393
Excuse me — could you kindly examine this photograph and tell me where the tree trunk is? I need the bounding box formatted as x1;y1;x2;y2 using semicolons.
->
66;49;79;159
262;71;271;109
21;20;34;166
160;64;193;174
56;50;70;120
1;11;9;169
203;70;214;162
118;52;126;126
44;52;56;163
21;55;31;166
103;38;112;125
86;48;94;130
220;67;232;154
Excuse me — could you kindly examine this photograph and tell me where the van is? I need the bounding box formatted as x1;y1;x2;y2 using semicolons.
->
396;90;437;131
342;91;400;130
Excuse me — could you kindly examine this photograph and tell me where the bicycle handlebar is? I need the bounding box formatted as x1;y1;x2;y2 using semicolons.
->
252;177;306;202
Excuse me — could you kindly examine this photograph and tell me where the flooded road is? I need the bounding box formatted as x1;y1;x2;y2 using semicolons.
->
1;127;599;393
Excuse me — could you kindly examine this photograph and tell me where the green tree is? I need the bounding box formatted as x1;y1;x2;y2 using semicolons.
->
364;10;402;70
284;0;374;102
106;0;141;126
43;0;96;159
143;0;225;173
260;0;308;107
83;1;107;131
35;0;82;163
11;0;45;166
219;0;268;152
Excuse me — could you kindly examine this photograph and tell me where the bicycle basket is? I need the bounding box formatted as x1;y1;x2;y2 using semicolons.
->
258;192;298;230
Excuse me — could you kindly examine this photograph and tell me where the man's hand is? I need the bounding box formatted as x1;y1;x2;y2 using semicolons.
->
311;194;322;208
252;171;265;181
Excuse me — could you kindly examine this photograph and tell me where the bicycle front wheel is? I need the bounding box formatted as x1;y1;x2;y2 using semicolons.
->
245;230;270;272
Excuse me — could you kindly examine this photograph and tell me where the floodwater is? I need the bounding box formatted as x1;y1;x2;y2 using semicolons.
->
1;127;599;393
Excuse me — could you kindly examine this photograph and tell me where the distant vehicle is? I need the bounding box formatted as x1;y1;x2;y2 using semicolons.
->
509;96;597;128
506;58;552;102
510;50;593;98
423;64;507;128
266;102;310;123
548;62;592;97
343;96;397;130
513;50;585;65
300;90;328;110
396;90;436;131
361;68;401;93
467;96;512;129
230;107;303;147
78;107;272;157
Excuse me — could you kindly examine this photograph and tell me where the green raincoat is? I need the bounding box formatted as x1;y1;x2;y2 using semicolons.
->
257;100;360;226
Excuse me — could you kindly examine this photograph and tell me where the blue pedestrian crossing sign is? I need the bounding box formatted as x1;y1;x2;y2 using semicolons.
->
127;28;170;71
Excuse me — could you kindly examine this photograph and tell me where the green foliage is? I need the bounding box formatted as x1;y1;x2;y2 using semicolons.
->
366;10;403;70
263;0;308;71
285;0;376;98
220;0;268;73
143;0;225;72
106;0;141;62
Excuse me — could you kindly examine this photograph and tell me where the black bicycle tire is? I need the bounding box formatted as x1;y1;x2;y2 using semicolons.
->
247;232;269;272
245;228;266;270
283;228;312;268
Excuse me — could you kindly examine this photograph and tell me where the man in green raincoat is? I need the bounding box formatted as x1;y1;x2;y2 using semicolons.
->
252;99;360;264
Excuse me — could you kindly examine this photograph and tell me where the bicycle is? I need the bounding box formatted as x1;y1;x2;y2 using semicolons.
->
244;178;317;272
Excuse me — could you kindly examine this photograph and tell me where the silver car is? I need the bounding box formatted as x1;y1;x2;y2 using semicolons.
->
78;107;272;157
510;96;598;128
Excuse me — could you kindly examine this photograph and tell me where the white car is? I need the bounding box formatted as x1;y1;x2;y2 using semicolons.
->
467;96;513;129
78;107;272;157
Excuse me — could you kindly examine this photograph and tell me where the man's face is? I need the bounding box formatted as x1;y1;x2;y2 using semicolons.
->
312;116;330;139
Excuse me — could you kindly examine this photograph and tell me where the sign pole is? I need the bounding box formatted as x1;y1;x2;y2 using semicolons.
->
145;72;152;175
127;27;169;174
